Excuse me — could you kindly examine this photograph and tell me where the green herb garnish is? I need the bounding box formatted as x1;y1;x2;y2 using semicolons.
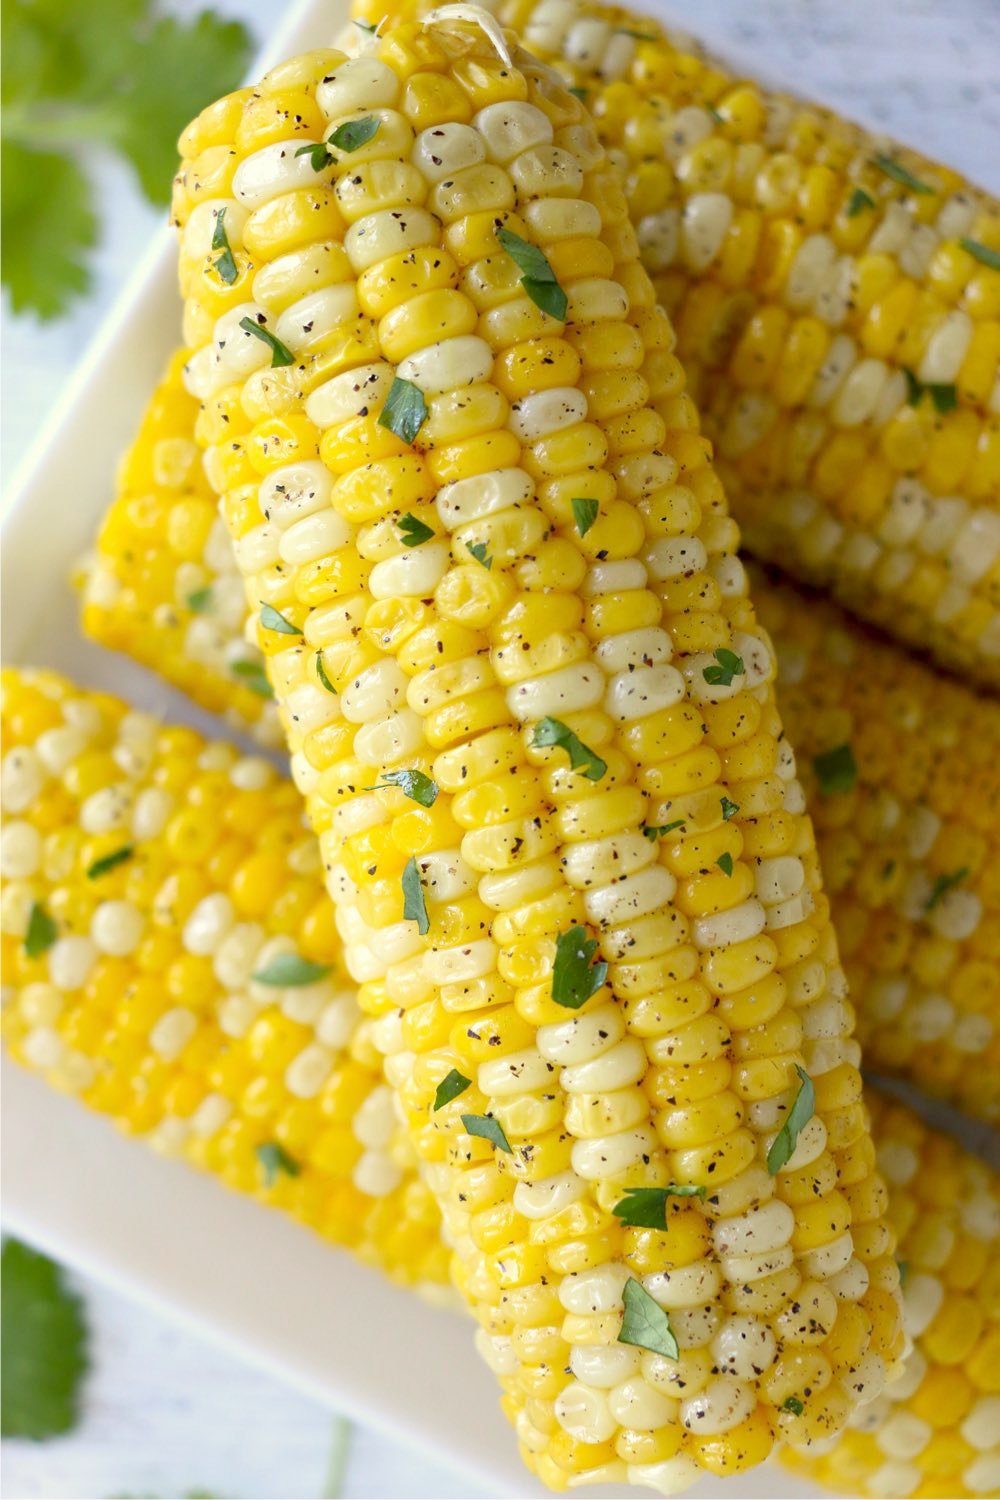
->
461;1113;512;1153
552;925;607;1010
260;602;300;635
329;116;380;153
782;1396;805;1416
904;367;958;413
256;1141;300;1188
230;660;273;698
238;316;295;368
618;1277;678;1360
186;586;213;614
924;866;969;912
846;186;875;217
571;497;599;537
643;820;685;841
497;226;567;321
398;512;435;546
612;1184;706;1228
720;796;740;821
434;1069;471;1111
465;540;493;570
379;376;427;445
315;653;337;694
872;154;933;195
25;902;57;958
211;207;238;285
253;954;331;987
402;856;429;935
368;769;439;808
767;1065;815;1174
87;846;134;880
532;717;606;780
568;86;588;103
702;647;744;687
960;237;1000;271
716;852;734;877
812;742;857;796
295;141;334;171
1;1239;88;1439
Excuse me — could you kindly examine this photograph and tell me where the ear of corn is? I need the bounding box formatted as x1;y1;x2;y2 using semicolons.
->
78;350;282;747
0;666;448;1293
351;0;1000;687
755;569;1000;1128
786;1091;1000;1500
171;20;903;1492
79;359;1000;1128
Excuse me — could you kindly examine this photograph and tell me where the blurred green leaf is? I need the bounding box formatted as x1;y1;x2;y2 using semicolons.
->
1;0;253;318
1;1238;89;1439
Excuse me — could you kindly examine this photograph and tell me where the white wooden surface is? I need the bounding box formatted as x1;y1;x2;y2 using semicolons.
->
2;2;998;1496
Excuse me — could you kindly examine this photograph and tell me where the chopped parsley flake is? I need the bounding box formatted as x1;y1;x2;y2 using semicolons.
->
716;852;734;877
872;154;933;195
924;866;969;912
315;653;337;694
397;512;435;546
813;742;857;796
767;1065;815;1174
87;846;134;880
497;226;567;321
568;86;588;103
368;769;438;808
379;377;427;445
256;1141;300;1188
465;540;492;570
612;1184;706;1228
329;116;379;153
211;207;238;285
186;586;213;614
434;1069;471;1111
461;1113;512;1153
782;1396;805;1416
253;954;331;987
846;186;875;217
571;497;599;537
25;902;57;958
614;26;657;40
230;659;273;698
961;237;1000;271
260;601;299;635
643;820;685;841
552;925;607;1010
720;796;740;821
295;141;334;171
618;1277;678;1360
402;856;429;935
702;647;744;687
238;316;294;368
904;367;958;413
532;717;606;780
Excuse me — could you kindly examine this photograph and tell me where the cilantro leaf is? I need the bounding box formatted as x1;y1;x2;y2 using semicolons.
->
720;796;740;821
461;1113;512;1153
767;1065;815;1174
329;117;379;153
1;142;96;319
402;856;429;935
782;1396;805;1416
552;925;607;1009
702;647;744;687
230;659;273;698
571;497;599;537
961;237;1000;271
296;141;334;172
187;586;213;614
25;901;57;958
612;1184;706;1228
87;845;134;880
2;2;252;318
239;317;295;368
255;1141;300;1188
643;820;685;841
497;226;567;321
434;1069;471;1111
253;954;331;987
716;852;734;877
846;186;875;217
531;717;606;780
315;653;337;694
618;1277;678;1360
260;602;300;635
1;1238;88;1439
379;377;427;445
368;769;438;807
813;742;857;796
211;207;238;286
398;512;435;546
465;540;493;570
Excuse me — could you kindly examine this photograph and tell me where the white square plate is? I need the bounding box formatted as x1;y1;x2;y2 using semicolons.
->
12;0;983;1491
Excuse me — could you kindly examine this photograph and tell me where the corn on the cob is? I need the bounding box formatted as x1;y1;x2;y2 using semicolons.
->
787;1091;1000;1500
0;667;447;1292
352;0;1000;686
172;18;903;1491
81;362;1000;1125
79;350;282;747
756;569;1000;1127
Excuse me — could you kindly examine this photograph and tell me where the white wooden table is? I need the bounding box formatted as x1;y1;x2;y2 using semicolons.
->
2;2;998;1495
